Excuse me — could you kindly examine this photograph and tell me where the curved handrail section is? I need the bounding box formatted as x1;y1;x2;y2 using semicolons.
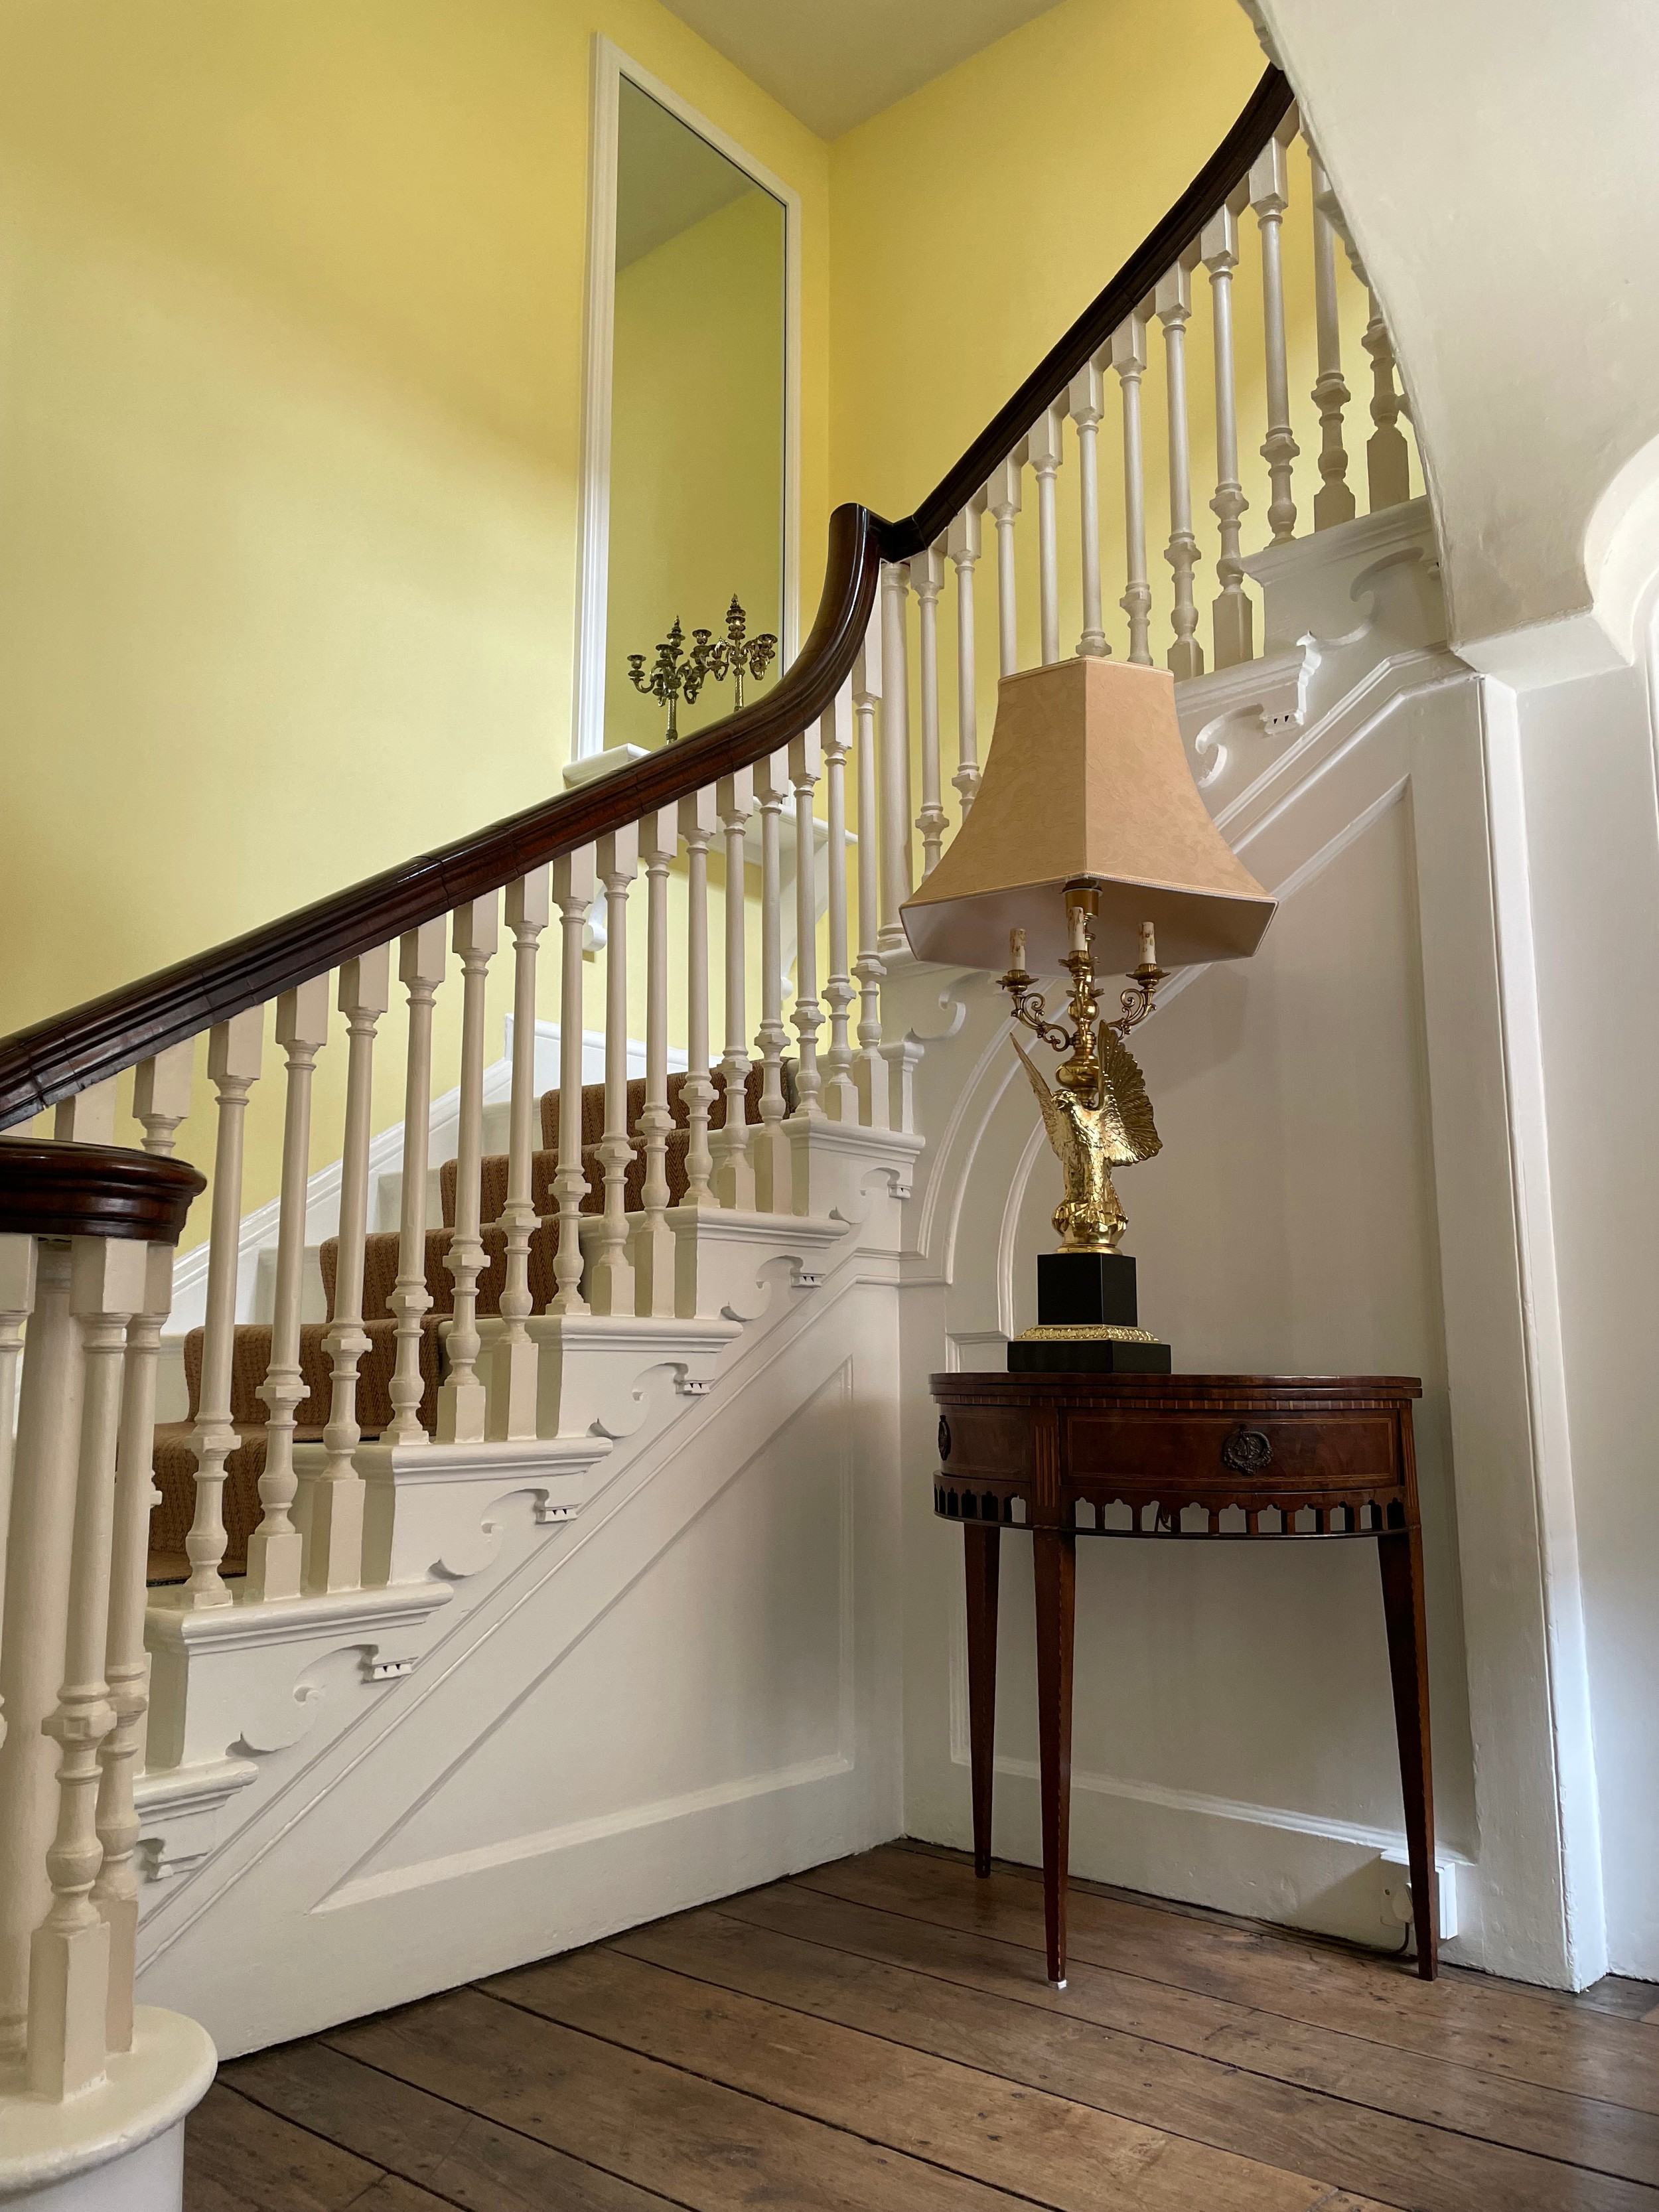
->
0;66;1288;1131
0;1142;205;1242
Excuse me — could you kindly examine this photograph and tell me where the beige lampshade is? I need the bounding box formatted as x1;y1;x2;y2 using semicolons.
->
901;657;1276;973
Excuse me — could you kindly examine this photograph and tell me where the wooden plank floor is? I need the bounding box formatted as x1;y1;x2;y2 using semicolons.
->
190;1841;1659;2211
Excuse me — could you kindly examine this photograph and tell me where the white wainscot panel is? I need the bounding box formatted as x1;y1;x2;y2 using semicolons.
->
334;1367;855;1903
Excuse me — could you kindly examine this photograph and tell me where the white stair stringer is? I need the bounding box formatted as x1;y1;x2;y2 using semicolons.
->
131;1125;918;2057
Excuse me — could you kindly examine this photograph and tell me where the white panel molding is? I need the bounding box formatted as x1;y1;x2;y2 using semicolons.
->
319;1750;857;1915
572;36;803;761
1473;679;1608;1985
135;1213;904;2053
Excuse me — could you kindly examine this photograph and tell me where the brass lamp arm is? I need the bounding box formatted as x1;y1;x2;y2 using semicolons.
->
997;967;1071;1053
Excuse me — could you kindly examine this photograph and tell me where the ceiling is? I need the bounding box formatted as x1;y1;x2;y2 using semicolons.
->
656;0;1066;139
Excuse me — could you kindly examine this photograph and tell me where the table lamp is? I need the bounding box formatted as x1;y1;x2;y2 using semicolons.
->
901;657;1276;1372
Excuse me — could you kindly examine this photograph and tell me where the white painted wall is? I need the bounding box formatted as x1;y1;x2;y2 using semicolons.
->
1502;642;1659;1978
1256;0;1659;1978
1256;0;1659;662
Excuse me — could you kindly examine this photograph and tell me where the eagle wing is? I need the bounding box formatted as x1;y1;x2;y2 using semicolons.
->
1098;1025;1162;1164
1009;1032;1070;1159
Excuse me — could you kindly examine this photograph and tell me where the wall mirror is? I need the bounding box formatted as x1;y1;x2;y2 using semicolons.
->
599;74;788;753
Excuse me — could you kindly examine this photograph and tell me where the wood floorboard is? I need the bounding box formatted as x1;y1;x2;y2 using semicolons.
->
795;1847;1659;2114
326;1982;1036;2209
184;2081;452;2212
608;1897;1656;2212
222;2040;680;2211
484;1942;1395;2211
187;1844;1659;2212
717;1876;1659;2189
894;1841;1659;2027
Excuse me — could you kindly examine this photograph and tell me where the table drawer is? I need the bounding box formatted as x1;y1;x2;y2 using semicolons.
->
936;1402;1040;1481
1062;1410;1399;1487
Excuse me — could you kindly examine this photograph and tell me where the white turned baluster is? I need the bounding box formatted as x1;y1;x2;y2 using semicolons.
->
52;1081;116;1146
788;728;825;1130
1251;133;1300;543
1155;259;1204;680
551;850;597;1311
678;793;717;1209
877;559;912;952
1027;404;1065;666
1363;290;1411;509
1068;362;1110;658
752;753;792;1213
986;456;1023;678
820;688;859;1124
386;928;445;1450
490;874;547;1429
0;1236;38;1751
28;1234;147;2101
92;1232;172;2052
305;948;388;1593
591;831;638;1311
0;1241;79;2063
632;807;680;1314
436;899;496;1441
851;620;889;1130
1112;313;1153;666
1308;148;1356;530
182;1008;263;1609
246;977;329;1601
131;1041;194;1158
946;499;984;812
1202;206;1254;669
912;545;948;873
713;773;757;1209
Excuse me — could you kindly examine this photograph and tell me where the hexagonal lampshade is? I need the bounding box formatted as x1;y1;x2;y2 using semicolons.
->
900;656;1276;974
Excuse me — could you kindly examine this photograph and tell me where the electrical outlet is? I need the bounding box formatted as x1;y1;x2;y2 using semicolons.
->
1380;1852;1459;1942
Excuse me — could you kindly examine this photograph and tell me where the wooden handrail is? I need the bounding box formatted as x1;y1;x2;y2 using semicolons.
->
0;1142;205;1242
0;67;1289;1132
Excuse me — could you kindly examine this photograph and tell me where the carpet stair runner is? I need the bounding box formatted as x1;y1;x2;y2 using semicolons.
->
147;1065;791;1584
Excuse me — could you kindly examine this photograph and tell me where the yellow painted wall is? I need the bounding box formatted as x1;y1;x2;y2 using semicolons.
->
829;0;1413;780
0;0;1415;1252
0;0;828;1239
606;187;786;750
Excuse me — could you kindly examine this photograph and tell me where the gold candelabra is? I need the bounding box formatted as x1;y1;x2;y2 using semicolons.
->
626;617;713;743
703;595;778;709
997;885;1167;1253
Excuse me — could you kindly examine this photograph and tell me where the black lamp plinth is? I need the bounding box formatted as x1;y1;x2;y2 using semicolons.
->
1007;1250;1173;1374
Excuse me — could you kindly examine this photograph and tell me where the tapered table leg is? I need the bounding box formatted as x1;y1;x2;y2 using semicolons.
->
963;1522;1001;1877
1378;1524;1438;1978
1033;1525;1076;1987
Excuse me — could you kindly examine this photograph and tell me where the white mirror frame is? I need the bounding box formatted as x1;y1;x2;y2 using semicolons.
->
572;35;802;762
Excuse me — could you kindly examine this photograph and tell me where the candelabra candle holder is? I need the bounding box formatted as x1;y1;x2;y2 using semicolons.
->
997;883;1173;1373
704;595;778;709
627;618;713;743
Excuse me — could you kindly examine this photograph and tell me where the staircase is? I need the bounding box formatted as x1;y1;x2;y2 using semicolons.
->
0;58;1442;2205
146;1064;791;1584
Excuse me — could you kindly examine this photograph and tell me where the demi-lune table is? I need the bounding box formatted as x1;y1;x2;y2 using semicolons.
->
929;1371;1434;1986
